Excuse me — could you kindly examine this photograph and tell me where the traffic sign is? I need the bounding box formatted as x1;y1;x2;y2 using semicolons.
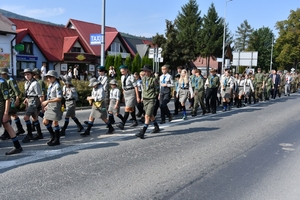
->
90;34;103;45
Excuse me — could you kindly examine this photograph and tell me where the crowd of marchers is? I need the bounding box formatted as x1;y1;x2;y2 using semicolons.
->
0;64;298;155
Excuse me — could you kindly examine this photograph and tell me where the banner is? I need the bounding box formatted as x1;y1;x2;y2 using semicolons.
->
0;54;10;68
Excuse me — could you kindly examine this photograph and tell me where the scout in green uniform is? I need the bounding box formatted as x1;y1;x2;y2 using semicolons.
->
135;65;160;139
254;68;265;102
192;69;206;116
0;67;25;140
205;69;220;114
0;76;23;155
278;70;285;97
264;73;273;101
188;68;196;109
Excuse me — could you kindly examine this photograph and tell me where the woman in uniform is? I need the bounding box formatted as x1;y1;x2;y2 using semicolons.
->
177;69;193;119
117;65;139;130
60;75;84;136
236;74;245;108
220;69;234;111
42;70;63;146
80;78;114;136
22;68;43;143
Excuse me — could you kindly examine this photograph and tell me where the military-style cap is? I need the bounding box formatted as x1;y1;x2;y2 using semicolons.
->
45;70;59;79
97;66;106;72
60;74;71;83
0;67;9;74
119;65;128;70
88;77;100;87
109;79;118;85
32;68;41;75
141;64;152;72
22;68;34;74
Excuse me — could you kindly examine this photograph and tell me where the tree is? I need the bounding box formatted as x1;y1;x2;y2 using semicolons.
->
141;55;152;68
274;8;300;70
161;20;183;69
199;3;223;75
114;54;122;79
131;53;141;73
124;56;131;69
105;55;114;70
235;20;254;51
175;0;202;66
152;33;166;47
247;27;274;72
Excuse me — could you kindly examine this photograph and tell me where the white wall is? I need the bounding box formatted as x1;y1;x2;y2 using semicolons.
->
0;33;16;75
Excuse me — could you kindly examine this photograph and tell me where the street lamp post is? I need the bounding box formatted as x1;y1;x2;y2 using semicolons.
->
270;36;274;73
221;0;232;74
101;0;106;66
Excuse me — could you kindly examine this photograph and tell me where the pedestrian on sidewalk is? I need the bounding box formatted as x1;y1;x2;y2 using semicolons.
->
135;65;160;139
80;78;114;136
42;70;63;146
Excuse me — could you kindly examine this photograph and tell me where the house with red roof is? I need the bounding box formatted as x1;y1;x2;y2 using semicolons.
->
0;14;17;75
66;19;133;59
9;18;95;77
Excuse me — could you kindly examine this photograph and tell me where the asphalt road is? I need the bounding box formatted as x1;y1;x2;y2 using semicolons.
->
1;93;300;200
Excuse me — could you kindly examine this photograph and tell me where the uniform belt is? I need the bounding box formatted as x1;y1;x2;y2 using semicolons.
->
27;96;38;97
124;87;134;91
66;99;74;101
181;88;189;90
238;86;244;87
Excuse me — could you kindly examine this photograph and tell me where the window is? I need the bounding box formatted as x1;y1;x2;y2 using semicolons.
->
111;43;120;53
71;47;81;52
16;61;36;77
19;42;33;55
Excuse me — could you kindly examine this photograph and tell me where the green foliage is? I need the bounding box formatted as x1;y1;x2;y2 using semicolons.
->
235;20;254;51
274;8;300;70
175;0;202;64
200;3;223;75
152;33;166;47
114;54;123;78
125;56;132;69
105;55;115;70
132;53;141;73
141;55;152;68
247;27;274;72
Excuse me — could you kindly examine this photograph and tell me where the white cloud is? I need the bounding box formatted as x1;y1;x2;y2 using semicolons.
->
0;5;65;18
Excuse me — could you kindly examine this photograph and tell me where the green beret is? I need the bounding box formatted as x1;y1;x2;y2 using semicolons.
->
97;66;106;72
119;65;128;70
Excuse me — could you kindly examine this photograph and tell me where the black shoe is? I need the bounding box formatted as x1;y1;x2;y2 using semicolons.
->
84;121;89;125
47;140;60;146
117;122;124;130
0;132;10;140
160;120;166;124
32;133;44;140
5;147;23;155
80;130;90;137
136;112;142;118
106;127;114;134
135;130;145;139
206;110;211;113
151;126;160;134
77;125;84;132
191;113;197;117
129;121;138;127
202;110;206;115
139;117;145;123
60;129;66;136
211;110;216;114
15;129;25;136
169;114;173;122
22;135;34;143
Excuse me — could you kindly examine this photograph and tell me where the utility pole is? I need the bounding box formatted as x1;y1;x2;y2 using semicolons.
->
100;0;106;66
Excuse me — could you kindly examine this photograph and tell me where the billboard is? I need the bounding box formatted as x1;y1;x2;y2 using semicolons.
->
232;51;258;67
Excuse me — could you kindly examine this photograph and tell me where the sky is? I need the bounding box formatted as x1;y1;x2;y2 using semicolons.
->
0;0;299;38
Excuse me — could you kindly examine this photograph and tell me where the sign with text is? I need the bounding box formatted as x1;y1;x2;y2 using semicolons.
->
90;34;103;45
